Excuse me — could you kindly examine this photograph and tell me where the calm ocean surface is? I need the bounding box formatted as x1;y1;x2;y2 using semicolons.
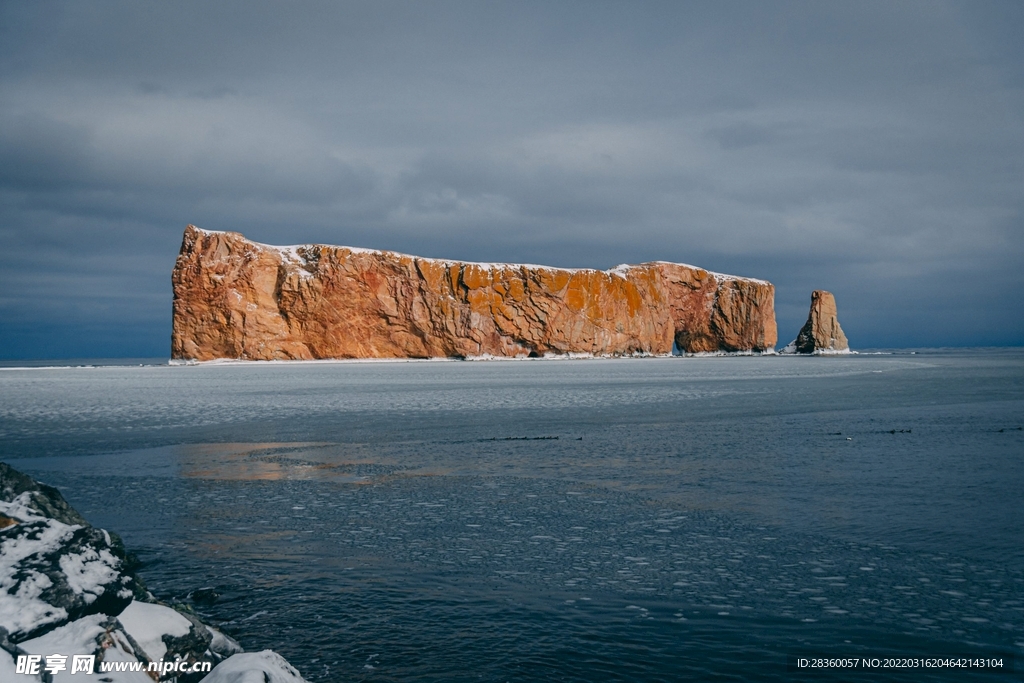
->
1;350;1022;681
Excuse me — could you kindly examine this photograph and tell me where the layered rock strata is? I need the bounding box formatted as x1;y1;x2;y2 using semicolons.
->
790;290;849;354
0;462;307;683
172;225;777;361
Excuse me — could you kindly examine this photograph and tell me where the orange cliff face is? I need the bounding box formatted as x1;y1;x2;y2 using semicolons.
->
171;225;778;361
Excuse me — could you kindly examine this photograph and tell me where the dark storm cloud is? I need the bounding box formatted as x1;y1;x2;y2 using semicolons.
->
1;0;1022;357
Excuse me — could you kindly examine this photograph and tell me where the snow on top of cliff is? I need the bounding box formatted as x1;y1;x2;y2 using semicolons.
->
606;264;634;278
190;224;228;235
710;270;770;285
643;260;771;285
263;242;685;280
191;225;768;283
274;245;317;279
266;239;594;275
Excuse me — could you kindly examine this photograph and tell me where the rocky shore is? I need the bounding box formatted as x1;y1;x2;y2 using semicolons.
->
0;463;307;682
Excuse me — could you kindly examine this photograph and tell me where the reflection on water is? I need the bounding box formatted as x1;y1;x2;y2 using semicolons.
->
11;442;424;483
177;443;365;482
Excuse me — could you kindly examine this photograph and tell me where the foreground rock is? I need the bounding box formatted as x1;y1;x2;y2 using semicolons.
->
172;225;777;361
0;463;304;682
0;464;143;643
784;290;850;354
202;651;307;683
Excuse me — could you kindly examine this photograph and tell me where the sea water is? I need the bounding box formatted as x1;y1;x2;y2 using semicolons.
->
1;350;1022;681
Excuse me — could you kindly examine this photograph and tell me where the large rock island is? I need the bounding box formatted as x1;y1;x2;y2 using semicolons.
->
171;225;777;361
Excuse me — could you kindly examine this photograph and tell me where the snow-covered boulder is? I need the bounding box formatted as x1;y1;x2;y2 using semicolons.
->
20;613;152;682
203;651;307;683
0;464;142;641
0;462;89;527
117;600;195;663
117;598;242;676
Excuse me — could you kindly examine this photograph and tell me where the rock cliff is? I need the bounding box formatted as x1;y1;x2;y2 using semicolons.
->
171;225;777;361
789;290;849;354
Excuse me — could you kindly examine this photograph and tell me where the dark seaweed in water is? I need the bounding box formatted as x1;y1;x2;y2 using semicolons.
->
2;349;1023;680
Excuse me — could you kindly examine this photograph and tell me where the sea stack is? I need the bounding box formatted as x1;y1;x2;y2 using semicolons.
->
171;225;778;361
790;290;849;354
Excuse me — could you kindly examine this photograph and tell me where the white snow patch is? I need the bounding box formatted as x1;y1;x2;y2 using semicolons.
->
464;351;673;361
20;613;151;682
174;350;809;366
184;356;463;366
683;349;776;357
264;237;587;275
707;271;771;285
0;648;40;681
606;264;635;279
59;546;121;604
778;342;851;358
643;260;771;285
0;508;77;636
20;613;109;657
275;246;317;279
0;568;64;636
115;600;193;662
204;650;309;683
0;492;48;523
190;225;228;235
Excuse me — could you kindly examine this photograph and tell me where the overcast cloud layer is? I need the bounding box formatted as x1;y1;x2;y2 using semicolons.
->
1;1;1022;358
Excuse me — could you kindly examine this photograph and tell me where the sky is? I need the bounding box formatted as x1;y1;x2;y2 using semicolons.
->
1;1;1022;358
